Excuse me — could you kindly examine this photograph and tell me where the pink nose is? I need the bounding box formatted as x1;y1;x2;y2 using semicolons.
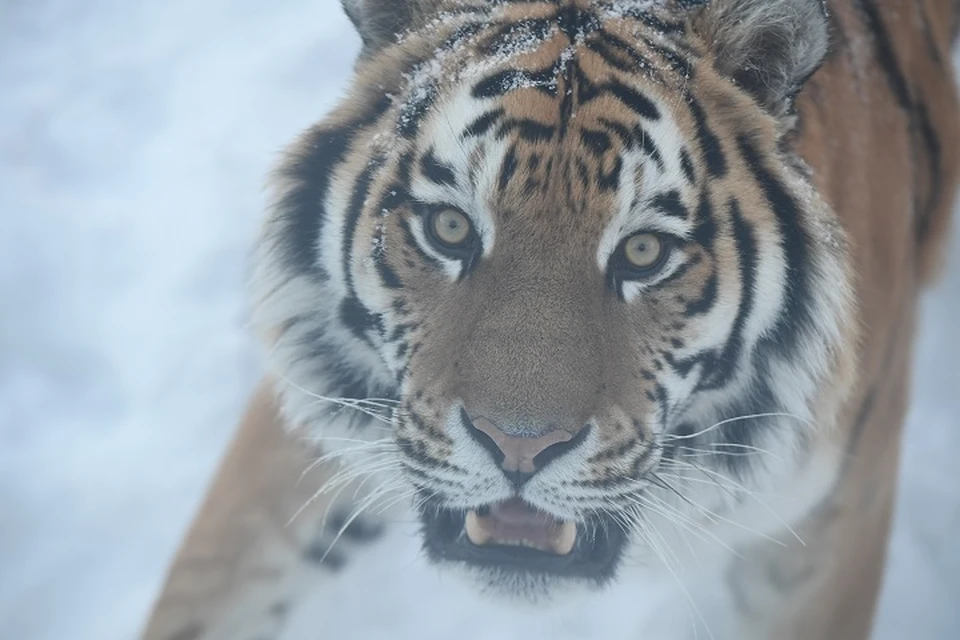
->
463;410;590;476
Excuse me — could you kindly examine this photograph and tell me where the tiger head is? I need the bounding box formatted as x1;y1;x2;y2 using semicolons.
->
253;0;857;597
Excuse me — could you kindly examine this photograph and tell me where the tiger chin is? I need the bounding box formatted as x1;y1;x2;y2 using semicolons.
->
142;1;960;639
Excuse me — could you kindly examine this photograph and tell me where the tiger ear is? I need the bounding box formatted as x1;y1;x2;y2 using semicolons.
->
690;0;830;115
342;0;440;53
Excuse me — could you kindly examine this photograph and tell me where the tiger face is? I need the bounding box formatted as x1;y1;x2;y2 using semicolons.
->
253;0;857;597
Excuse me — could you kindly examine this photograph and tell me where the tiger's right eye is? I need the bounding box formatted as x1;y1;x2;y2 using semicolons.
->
430;208;472;248
623;233;665;271
423;207;480;262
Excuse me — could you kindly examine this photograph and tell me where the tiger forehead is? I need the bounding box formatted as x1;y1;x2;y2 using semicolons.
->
394;0;699;121
396;3;703;221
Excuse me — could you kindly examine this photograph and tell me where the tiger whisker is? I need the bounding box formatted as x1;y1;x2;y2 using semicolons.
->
663;458;805;546
675;443;786;462
634;516;716;640
653;469;780;499
277;373;398;424
316;465;405;534
316;483;407;564
662;412;812;442
622;487;744;559
629;494;731;555
288;458;403;529
649;473;788;549
298;443;395;484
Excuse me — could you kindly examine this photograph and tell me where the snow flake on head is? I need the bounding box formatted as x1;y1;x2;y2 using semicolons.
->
386;0;693;141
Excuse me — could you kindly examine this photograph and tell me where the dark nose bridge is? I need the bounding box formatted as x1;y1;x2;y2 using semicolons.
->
462;410;590;485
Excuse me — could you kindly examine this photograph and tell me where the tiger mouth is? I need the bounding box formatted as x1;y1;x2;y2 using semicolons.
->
419;497;628;581
464;498;578;555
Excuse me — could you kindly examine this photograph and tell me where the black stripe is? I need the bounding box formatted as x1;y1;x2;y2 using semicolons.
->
473;66;560;99
377;152;413;214
857;0;911;109
715;379;777;478
588;30;659;77
856;0;943;243
341;157;385;294
556;4;600;41
598;117;636;149
497;118;556;142
685;270;718;317
338;296;381;343
667;348;713;379
395;150;414;187
388;323;408;343
649;190;687;219
481;18;555;56
618;7;685;35
440;21;486;51
586;37;641;74
420;148;457;187
913;99;943;243
371;211;403;290
656;252;701;287
463;108;505;138
654;383;670;432
688;97;727;177
307;340;396;403
738;136;812;354
572;59;602;104
635;125;665;171
398;83;437;138
576;158;591;188
374;253;403;289
557;55;577;135
692;194;716;249
276;128;351;275
581;128;613;155
605;80;661;120
338;157;387;343
400;217;444;271
701;201;757;389
498;144;519;193
680;148;696;183
642;38;693;77
396;436;447;470
598;156;623;191
414;409;455;447
274;93;391;276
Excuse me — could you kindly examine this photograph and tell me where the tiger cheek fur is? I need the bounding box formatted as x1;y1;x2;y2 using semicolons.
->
255;0;868;601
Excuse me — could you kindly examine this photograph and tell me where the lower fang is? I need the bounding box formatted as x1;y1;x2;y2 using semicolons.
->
552;521;577;556
465;510;491;546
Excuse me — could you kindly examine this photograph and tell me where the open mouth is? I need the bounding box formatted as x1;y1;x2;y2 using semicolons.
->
419;497;628;582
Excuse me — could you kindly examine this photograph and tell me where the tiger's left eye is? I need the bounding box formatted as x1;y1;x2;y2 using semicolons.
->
623;233;667;271
430;208;473;248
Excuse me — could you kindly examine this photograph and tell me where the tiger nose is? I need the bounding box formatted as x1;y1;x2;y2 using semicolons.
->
461;409;590;485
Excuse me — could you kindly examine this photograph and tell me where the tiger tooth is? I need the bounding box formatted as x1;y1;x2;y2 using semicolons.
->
552;521;577;556
465;510;492;546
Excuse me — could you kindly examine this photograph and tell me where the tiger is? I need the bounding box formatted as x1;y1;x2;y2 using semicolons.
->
140;1;960;639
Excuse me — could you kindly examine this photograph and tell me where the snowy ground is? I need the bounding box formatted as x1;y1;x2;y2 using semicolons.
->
0;2;957;639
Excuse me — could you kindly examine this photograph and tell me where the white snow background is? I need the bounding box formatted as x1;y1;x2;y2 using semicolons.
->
0;1;958;639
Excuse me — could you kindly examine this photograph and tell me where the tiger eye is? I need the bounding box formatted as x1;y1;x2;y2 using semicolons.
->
624;233;664;270
431;209;472;247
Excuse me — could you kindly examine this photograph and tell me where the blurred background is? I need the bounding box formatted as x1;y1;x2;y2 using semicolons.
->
1;2;958;639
